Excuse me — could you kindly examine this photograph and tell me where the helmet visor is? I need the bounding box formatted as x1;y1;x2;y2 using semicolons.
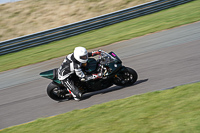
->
80;55;88;60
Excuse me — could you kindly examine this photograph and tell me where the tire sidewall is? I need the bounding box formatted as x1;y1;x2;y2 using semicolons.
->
47;82;66;101
114;67;138;86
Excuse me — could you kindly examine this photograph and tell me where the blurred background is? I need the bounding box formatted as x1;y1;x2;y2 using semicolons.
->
0;0;21;4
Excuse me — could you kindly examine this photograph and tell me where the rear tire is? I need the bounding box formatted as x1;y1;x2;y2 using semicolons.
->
47;82;72;101
114;67;138;86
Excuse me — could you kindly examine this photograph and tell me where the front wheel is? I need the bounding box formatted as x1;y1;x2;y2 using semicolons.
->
47;82;72;101
114;67;138;86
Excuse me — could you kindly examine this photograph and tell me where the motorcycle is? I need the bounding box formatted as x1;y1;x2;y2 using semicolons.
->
40;51;138;101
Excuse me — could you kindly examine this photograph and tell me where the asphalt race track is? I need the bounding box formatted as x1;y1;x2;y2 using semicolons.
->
0;21;200;129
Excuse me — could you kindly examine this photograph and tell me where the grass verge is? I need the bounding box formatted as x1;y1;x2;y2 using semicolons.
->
1;82;200;132
0;0;200;72
0;0;152;41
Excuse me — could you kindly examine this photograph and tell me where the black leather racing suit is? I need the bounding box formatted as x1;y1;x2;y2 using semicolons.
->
58;52;96;99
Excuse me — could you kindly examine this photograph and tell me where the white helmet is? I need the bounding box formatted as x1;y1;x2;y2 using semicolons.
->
74;47;88;63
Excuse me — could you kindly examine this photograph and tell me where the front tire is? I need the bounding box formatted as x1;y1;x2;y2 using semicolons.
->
114;67;138;86
47;82;72;101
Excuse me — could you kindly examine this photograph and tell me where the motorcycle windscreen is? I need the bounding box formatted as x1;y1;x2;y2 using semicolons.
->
109;51;122;63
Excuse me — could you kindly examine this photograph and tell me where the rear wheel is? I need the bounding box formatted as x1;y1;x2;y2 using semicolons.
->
47;82;72;101
114;67;138;86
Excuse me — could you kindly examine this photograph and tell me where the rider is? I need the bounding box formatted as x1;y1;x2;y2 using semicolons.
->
58;46;102;101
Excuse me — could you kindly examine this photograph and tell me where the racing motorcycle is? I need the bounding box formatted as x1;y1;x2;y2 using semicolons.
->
40;51;138;101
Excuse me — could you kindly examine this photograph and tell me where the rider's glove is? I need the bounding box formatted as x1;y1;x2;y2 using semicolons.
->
80;78;87;82
81;73;102;82
92;50;102;56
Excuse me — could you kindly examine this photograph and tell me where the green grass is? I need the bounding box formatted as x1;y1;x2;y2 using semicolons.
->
0;0;200;72
1;82;200;133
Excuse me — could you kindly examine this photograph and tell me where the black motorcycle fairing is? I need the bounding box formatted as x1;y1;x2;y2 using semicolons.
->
85;75;114;91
